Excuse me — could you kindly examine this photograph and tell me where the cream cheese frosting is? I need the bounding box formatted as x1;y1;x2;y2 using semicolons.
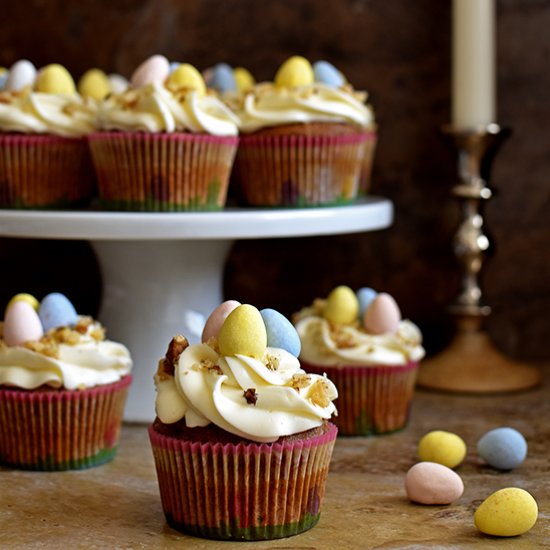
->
155;342;338;443
97;81;240;136
0;89;97;137
0;319;132;390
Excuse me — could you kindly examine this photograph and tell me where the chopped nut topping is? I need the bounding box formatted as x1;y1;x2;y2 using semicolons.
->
24;340;59;359
243;388;258;405
309;379;331;408
265;354;280;371
329;325;358;349
74;316;93;334
200;359;223;375
290;374;311;391
163;334;189;375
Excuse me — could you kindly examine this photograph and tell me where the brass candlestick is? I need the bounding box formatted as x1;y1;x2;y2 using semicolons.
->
417;123;540;393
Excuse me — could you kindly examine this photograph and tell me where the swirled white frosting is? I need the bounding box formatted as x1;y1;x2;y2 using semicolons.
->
155;343;338;443
236;82;374;133
295;316;425;367
0;90;97;137
97;81;240;136
0;322;132;390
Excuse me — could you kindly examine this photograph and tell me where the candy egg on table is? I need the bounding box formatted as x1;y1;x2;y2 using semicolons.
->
405;462;464;505
324;285;359;325
38;292;78;332
201;300;241;343
363;292;401;334
130;54;170;88
5;59;36;91
208;63;236;93
78;68;111;100
477;427;527;470
356;287;377;317
417;430;467;469
474;487;538;537
260;308;301;357
313;60;346;87
275;56;314;88
3;299;44;346
166;63;206;95
218;304;267;359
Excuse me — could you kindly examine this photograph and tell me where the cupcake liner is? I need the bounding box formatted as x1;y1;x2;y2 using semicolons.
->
358;130;378;196
302;361;418;436
0;134;96;209
148;422;337;540
87;132;238;211
235;132;369;207
0;375;131;470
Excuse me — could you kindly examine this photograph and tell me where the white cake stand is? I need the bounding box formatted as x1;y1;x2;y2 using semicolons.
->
0;197;393;421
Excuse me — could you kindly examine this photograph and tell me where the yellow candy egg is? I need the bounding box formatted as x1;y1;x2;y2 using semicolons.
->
233;67;255;91
418;430;467;469
474;488;538;537
324;285;359;325
218;304;267;359
78;68;110;100
166;63;206;96
6;293;39;313
35;64;76;95
274;56;314;88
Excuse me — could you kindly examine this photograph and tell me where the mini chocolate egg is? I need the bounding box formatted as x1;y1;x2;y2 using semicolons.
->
209;63;236;93
474;488;538;537
313;60;345;87
6;293;39;313
35;64;76;95
130;54;170;88
363;292;401;334
38;292;78;332
3;300;44;346
78;68;110;100
260;308;301;357
405;462;464;505
5;59;37;91
477;427;527;470
108;73;129;94
324;285;359;325
233;66;255;91
274;56;314;88
169;61;181;73
417;430;467;469
356;287;377;317
218;304;267;359
201;300;241;343
166;63;206;95
0;67;7;89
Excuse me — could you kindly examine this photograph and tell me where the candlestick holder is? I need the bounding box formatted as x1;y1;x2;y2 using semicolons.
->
417;123;540;393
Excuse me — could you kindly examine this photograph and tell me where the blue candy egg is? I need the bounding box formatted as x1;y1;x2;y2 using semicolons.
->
357;287;377;317
477;427;528;470
0;71;8;90
169;61;181;74
38;292;78;332
209;63;236;93
313;60;345;87
260;308;301;357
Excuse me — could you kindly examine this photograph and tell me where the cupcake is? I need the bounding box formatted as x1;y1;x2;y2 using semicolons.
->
233;56;376;207
88;54;240;211
0;292;133;470
0;60;97;208
149;301;338;540
294;286;425;436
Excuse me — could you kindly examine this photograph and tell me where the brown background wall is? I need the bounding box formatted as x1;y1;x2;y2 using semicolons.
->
0;0;548;360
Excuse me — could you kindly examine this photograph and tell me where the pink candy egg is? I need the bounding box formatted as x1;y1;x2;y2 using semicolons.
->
363;292;401;334
201;300;241;343
3;300;44;346
130;54;170;88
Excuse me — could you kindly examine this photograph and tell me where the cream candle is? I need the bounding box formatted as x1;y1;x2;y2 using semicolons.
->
452;0;496;127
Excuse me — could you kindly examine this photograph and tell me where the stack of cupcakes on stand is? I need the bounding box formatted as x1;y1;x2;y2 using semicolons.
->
294;285;425;436
149;300;338;541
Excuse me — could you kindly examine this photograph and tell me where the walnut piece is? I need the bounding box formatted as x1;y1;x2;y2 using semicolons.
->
290;373;311;391
162;334;189;376
309;379;331;408
243;388;258;405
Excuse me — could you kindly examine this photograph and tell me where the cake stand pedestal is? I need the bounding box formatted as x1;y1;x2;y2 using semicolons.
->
0;197;393;421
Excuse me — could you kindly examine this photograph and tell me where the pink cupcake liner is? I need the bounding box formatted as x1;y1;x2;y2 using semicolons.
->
148;422;337;540
358;131;378;195
0;375;131;470
0;134;96;208
302;361;419;436
87;132;238;211
235;132;369;206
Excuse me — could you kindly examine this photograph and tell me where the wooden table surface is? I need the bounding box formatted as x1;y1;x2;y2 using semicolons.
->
2;364;549;549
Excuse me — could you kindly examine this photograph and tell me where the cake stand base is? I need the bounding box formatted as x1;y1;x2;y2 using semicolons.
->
417;330;541;393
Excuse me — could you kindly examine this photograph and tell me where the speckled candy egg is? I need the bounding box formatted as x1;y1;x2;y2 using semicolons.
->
35;64;76;95
324;285;359;325
405;462;464;505
356;287;377;317
201;300;241;343
233;66;255;91
275;56;314;88
363;292;401;334
218;304;267;359
417;430;467;469
108;73;129;94
38;292;78;332
166;63;206;95
209;63;236;93
474;488;538;536
5;59;36;91
260;308;301;357
6;293;39;312
477;427;528;470
130;54;170;88
78;68;110;100
3;300;44;346
313;60;345;87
